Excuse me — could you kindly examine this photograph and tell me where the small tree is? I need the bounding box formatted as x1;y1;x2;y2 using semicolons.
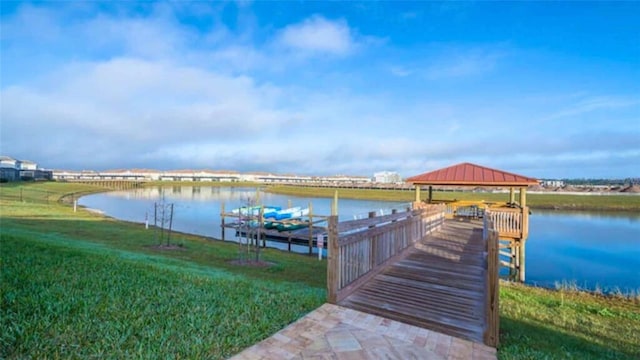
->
154;193;175;246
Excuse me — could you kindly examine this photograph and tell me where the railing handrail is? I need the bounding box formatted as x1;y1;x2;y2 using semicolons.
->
327;204;445;303
337;207;444;237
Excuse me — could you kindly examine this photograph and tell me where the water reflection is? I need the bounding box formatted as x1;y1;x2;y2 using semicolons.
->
526;209;639;293
80;186;409;253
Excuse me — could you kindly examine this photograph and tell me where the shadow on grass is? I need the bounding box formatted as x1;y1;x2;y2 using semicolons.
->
499;316;639;360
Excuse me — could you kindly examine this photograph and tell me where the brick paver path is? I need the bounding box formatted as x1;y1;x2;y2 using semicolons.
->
229;303;496;360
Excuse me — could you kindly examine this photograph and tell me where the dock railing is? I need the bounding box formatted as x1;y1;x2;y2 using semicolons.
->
483;210;500;347
327;204;446;303
484;206;528;239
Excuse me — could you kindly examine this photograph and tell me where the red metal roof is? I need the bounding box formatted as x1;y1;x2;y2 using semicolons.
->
406;163;538;187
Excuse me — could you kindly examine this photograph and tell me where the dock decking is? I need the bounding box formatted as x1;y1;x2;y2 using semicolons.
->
339;219;487;343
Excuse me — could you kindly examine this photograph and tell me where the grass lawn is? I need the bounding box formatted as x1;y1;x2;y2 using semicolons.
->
499;283;639;359
1;182;325;359
1;182;639;359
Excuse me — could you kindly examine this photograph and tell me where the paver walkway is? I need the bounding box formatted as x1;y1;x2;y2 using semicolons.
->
229;303;496;360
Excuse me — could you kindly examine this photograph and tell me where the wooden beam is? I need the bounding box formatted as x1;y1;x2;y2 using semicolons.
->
519;187;527;208
519;239;526;282
327;215;339;304
415;186;421;202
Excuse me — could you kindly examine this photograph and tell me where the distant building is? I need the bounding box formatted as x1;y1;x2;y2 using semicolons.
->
0;156;52;181
542;179;565;188
1;156;20;181
373;171;401;184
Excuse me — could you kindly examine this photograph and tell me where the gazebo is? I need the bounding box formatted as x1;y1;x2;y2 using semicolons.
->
407;162;539;282
406;162;539;207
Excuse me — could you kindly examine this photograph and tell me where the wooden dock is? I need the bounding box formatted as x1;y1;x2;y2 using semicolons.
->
339;219;487;343
327;205;500;347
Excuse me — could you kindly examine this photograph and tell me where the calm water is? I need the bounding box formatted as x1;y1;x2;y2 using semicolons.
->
79;186;409;254
526;210;639;293
79;186;640;293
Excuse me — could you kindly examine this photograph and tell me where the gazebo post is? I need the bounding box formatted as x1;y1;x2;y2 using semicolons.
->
519;187;527;207
415;186;421;203
509;187;515;204
428;186;433;204
518;187;528;282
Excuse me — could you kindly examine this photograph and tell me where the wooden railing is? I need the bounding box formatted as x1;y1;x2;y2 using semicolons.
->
327;204;445;303
444;201;485;219
485;207;528;239
483;211;500;347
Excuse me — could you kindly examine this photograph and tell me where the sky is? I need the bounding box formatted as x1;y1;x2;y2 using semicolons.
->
1;1;639;179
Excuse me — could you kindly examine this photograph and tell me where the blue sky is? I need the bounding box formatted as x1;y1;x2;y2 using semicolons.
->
1;1;638;178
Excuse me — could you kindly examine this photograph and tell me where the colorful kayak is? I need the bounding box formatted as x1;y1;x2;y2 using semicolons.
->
232;205;280;216
267;207;302;220
276;222;309;232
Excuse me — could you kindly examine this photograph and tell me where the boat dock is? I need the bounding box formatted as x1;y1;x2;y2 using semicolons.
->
220;202;414;254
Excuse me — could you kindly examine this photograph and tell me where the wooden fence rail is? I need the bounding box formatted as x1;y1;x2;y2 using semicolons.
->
483;211;500;347
327;204;445;303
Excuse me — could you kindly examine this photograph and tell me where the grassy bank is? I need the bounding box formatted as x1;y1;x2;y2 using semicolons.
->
264;185;640;211
499;282;639;359
2;182;639;358
1;182;325;358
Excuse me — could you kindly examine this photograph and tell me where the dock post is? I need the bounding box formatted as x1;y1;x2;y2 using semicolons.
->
368;211;376;229
509;241;516;281
221;202;225;241
260;207;265;248
308;202;314;255
327;215;339;304
519;240;526;282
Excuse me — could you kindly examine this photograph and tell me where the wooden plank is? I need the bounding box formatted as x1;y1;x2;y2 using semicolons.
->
339;219;489;345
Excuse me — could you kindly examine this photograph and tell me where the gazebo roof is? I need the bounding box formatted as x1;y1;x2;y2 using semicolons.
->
406;162;538;187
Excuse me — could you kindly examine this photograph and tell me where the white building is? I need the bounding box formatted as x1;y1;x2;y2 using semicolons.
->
542;180;565;188
373;171;401;184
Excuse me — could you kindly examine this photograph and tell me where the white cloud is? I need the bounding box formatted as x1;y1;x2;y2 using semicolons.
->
425;47;506;79
546;95;640;121
276;15;355;56
1;3;638;178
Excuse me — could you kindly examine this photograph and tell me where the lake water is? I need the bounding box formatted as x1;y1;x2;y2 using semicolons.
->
79;186;640;293
79;186;410;254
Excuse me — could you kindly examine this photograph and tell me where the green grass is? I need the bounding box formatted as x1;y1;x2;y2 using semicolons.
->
0;183;326;288
1;234;324;359
265;185;640;211
2;181;639;359
499;282;640;359
1;182;326;358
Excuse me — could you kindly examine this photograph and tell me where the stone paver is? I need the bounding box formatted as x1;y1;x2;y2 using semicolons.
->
229;303;497;360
